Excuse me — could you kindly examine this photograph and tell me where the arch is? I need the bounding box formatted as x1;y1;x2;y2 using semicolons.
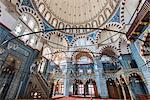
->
106;78;120;99
72;25;77;33
70;35;95;47
92;20;98;28
45;12;51;21
47;32;68;48
72;79;84;95
104;8;111;19
51;18;58;28
85;79;98;97
16;5;44;31
71;79;98;97
71;48;94;62
38;3;45;14
85;23;91;32
53;49;67;66
75;52;93;63
13;10;42;47
79;25;84;33
58;22;65;29
53;79;64;96
100;45;120;58
97;22;122;45
120;0;126;25
118;38;130;54
98;15;105;25
129;73;148;98
65;24;71;33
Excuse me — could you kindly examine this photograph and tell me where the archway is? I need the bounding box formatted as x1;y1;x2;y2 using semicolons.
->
53;79;64;96
85;79;98;97
13;13;40;47
72;79;98;97
100;46;121;72
72;79;84;95
106;78;120;99
129;73;148;98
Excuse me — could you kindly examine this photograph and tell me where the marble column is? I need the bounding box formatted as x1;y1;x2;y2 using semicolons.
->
63;58;72;96
63;73;70;96
94;59;108;98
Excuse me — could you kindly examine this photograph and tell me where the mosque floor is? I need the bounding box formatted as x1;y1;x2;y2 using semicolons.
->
52;95;117;100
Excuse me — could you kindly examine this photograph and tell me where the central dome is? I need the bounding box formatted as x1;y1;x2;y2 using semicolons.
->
45;0;108;24
35;0;120;33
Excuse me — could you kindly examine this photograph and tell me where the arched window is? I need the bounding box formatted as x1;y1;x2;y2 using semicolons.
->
107;78;120;99
92;20;98;28
129;74;148;97
52;18;58;28
77;56;92;64
79;25;84;33
13;13;40;47
78;84;84;95
75;54;94;74
85;23;91;32
101;55;111;61
59;22;64;29
14;24;22;35
39;4;45;13
98;15;104;25
45;12;51;21
22;29;30;42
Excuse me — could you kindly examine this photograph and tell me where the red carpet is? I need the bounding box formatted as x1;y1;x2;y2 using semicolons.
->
53;96;115;100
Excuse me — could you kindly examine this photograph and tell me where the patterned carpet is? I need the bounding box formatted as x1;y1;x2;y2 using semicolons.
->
52;96;115;100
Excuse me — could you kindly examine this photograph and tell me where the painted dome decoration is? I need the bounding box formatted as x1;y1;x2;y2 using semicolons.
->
34;0;120;34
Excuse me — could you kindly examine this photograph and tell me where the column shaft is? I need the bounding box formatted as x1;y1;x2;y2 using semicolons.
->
130;43;150;93
94;61;108;98
63;73;69;96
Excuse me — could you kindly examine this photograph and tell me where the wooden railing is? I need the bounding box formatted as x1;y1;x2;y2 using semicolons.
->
35;73;49;97
127;0;150;39
18;73;49;99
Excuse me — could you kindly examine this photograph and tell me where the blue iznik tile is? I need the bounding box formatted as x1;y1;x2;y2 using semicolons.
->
43;22;53;33
110;8;120;23
22;0;34;9
89;32;96;40
65;35;73;43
